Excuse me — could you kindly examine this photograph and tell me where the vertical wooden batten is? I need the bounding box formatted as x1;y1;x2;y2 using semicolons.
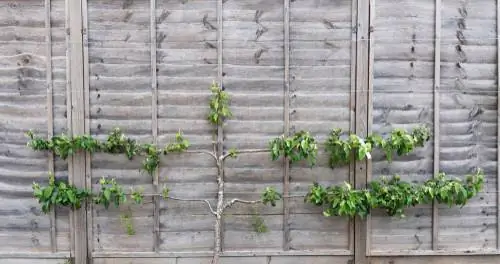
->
354;0;371;263
283;0;291;251
365;0;375;255
45;0;56;253
497;0;500;250
432;0;442;251
67;0;87;262
64;0;74;258
349;0;358;254
150;0;160;253
81;0;92;259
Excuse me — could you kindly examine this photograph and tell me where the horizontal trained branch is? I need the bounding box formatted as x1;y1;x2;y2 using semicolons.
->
325;125;431;168
305;169;484;218
26;129;190;176
32;175;284;216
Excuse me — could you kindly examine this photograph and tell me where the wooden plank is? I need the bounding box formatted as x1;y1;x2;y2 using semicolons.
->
432;0;442;251
349;0;358;254
283;0;291;252
44;0;57;253
81;0;92;258
370;255;500;264
498;0;500;250
366;0;375;255
67;0;87;262
0;252;70;258
64;0;74;258
354;0;370;263
91;250;352;258
150;0;160;253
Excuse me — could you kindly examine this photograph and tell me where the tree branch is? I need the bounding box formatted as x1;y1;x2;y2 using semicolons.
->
222;198;262;211
221;148;270;161
165;196;217;216
136;193;217;215
183;149;218;162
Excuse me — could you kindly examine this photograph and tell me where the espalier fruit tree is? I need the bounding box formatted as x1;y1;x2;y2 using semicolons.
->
27;82;483;264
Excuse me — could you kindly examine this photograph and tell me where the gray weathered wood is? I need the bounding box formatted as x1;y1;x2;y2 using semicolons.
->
44;0;57;253
432;0;442;251
81;0;93;259
283;0;291;252
68;0;87;263
349;0;358;253
150;0;160;253
497;0;500;250
355;0;370;263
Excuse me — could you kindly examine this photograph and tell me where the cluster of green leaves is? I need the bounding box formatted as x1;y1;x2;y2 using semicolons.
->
120;210;136;236
208;81;232;126
26;128;190;176
305;170;484;218
421;172;484;207
367;126;430;162
32;174;91;213
251;214;268;233
261;186;282;207
325;126;431;168
269;131;318;166
32;175;147;214
305;182;371;218
164;130;190;153
93;178;127;209
325;129;373;167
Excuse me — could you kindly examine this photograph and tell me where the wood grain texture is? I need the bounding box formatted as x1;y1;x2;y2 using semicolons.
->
497;0;500;250
222;0;285;252
81;0;93;258
283;0;291;251
150;0;161;253
0;0;67;255
153;0;218;253
288;0;354;252
438;0;497;251
432;0;442;251
68;0;88;262
3;0;500;261
355;0;370;263
370;0;435;253
88;0;153;253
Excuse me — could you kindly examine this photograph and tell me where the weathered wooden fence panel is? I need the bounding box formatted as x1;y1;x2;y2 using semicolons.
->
370;0;436;253
289;0;355;254
0;0;70;261
2;0;500;263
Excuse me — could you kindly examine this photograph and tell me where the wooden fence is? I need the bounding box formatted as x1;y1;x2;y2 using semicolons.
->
0;0;499;263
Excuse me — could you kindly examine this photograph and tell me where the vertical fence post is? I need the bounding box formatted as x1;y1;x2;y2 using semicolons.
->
81;0;92;260
150;0;160;253
349;0;358;255
283;0;291;251
354;0;372;263
497;0;500;251
45;0;57;253
432;0;442;251
67;0;87;262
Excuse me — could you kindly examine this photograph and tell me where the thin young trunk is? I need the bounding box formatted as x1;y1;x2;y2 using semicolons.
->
212;214;222;264
212;160;224;264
